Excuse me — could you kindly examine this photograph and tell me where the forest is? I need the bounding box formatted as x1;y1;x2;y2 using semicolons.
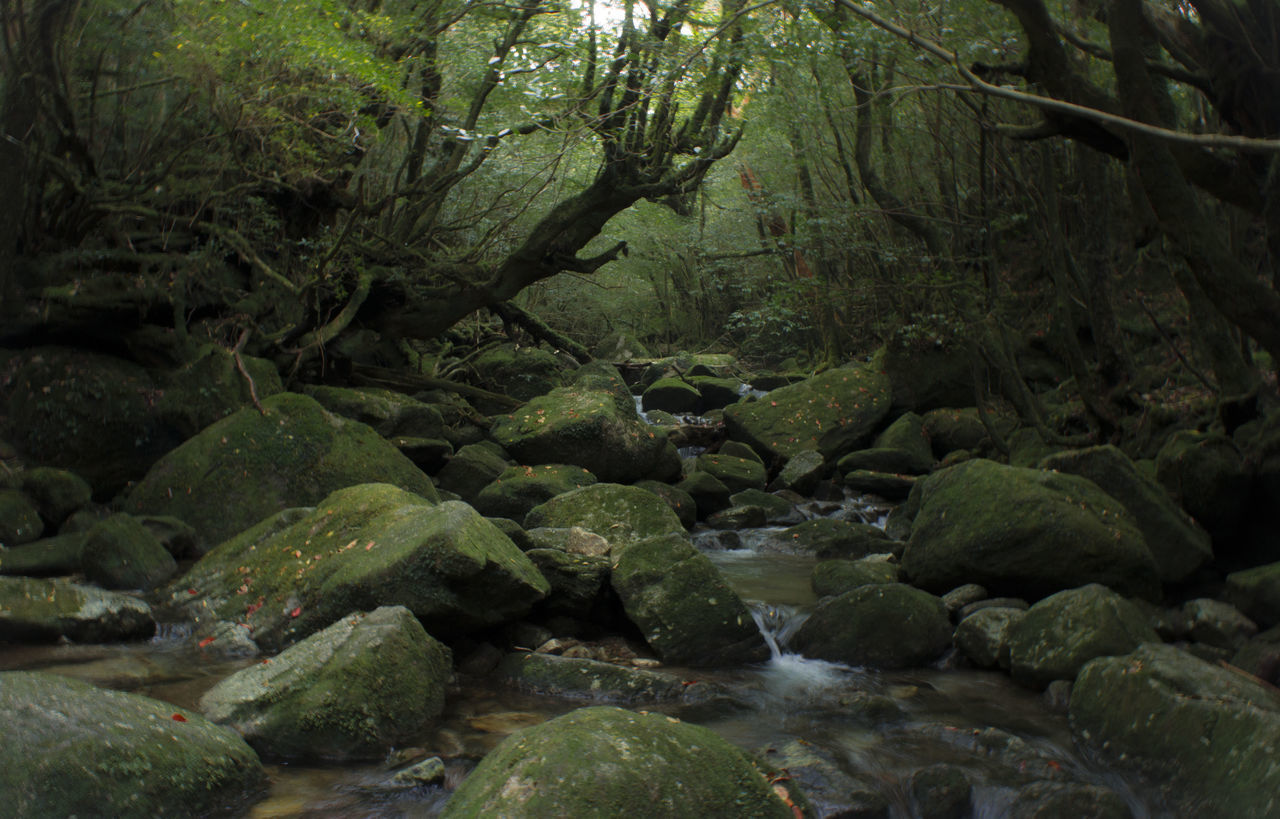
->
3;0;1280;816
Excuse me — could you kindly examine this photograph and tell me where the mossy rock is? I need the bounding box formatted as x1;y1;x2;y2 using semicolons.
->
642;377;702;414
876;340;973;414
791;583;952;669
1040;445;1212;583
870;411;934;472
612;533;769;666
158;344;283;439
199;605;451;760
127;392;438;553
811;558;900;598
902;459;1160;601
689;376;744;411
435;441;513;504
525;548;613;616
0;575;155;643
634;480;697;529
571;361;638;417
81;513;177;591
723;365;891;462
491;387;673;483
473;344;567;403
778;518;889;559
1070;642;1280;816
0;671;264;817
1225;561;1280;627
675;470;733;519
474;464;598;521
168;484;548;651
1006;584;1159;688
17;466;92;526
0;489;43;546
524;484;686;557
836;447;928;476
728;489;798;524
303;384;445;439
5;347;183;492
497;653;690;703
1155;430;1251;543
695;453;767;494
1007;782;1132;819
921;408;992;459
0;531;85;576
954;607;1024;670
442;706;802;818
772;449;827;495
842;469;917;500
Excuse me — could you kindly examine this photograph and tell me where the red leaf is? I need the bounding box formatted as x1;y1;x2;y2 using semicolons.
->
198;636;215;648
171;713;188;722
290;607;302;618
187;588;197;595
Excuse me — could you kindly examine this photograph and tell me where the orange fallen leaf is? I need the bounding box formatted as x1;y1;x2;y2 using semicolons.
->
290;607;302;618
171;713;187;722
198;636;216;648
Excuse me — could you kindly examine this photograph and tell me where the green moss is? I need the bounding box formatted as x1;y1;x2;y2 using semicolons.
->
792;583;951;668
695;454;767;494
0;576;155;642
474;463;598;520
523;484;685;555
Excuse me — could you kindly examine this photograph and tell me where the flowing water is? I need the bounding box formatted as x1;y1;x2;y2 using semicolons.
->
2;477;1167;815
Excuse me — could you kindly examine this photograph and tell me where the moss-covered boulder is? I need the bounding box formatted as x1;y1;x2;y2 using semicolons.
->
1070;642;1280;816
777;518;890;559
157;344;283;439
870;411;934;473
902;460;1160;601
0;671;264;817
17;466;92;526
771;449;827;495
473;463;598;520
168;484;548;651
1155;430;1251;542
723;365;891;462
571;360;637;415
954;607;1024;670
441;706;801;818
695;453;768;494
811;557;900;598
1040;445;1212;583
81;513;177;591
302;384;445;439
611;533;769;666
492;387;675;483
524;484;686;557
836;448;928;476
4;348;181;492
497;653;691;703
1006;584;1159;688
675;469;733;519
0;489;43;546
0;575;155;642
878;340;973;414
729;489;799;524
689;375;744;411
525;548;613;617
0;531;85;576
127;392;438;552
199;605;451;760
435;441;513;504
842;469;916;500
473;343;567;403
791;583;952;669
921;408;991;459
642;377;702;414
1182;597;1257;651
634;480;697;529
1225;560;1280;627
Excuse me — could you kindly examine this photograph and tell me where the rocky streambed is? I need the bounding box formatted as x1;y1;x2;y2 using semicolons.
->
3;347;1280;817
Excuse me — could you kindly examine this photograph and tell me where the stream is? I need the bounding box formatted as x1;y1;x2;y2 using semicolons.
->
2;488;1166;817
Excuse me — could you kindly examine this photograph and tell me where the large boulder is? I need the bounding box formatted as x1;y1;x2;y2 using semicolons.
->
921;408;991;459
80;513;177;591
1039;445;1211;583
0;531;86;576
472;343;567;403
642;377;702;414
0;671;264;817
1006;584;1159;688
127;392;438;552
954;607;1024;670
694;453;768;494
168;484;548;651
441;706;802;818
1070;642;1280;816
611;533;769;666
0;489;42;546
791;583;952;669
199;606;451;759
302;384;445;439
434;441;513;504
776;518;890;559
524;484;686;557
15;466;91;527
0;576;155;643
723;365;891;462
491;387;676;483
877;339;974;414
473;464;597;520
902;460;1160;601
